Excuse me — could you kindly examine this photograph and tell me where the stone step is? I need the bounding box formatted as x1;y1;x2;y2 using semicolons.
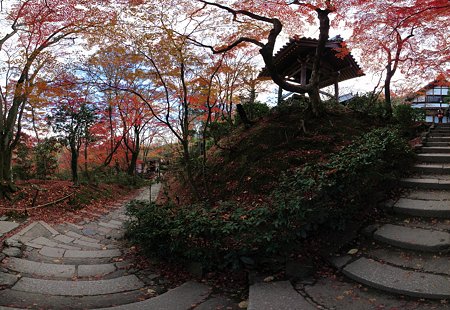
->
402;190;450;201
427;133;450;137
389;197;450;218
412;163;450;174
417;153;450;163
343;257;450;299
425;141;450;147
248;281;316;310
420;147;450;153
3;257;118;278
367;247;450;276
427;137;450;142
94;281;210;310
11;274;144;296
400;176;450;190
373;224;450;252
38;246;121;259
0;289;148;309
0;221;19;237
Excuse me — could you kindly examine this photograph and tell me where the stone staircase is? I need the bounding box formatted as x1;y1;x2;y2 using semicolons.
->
0;184;231;309
337;123;450;299
228;125;450;309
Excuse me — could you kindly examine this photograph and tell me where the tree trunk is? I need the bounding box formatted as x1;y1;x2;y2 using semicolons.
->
0;136;13;183
127;150;139;176
126;126;140;177
308;88;323;116
182;140;199;200
384;70;393;118
71;147;79;185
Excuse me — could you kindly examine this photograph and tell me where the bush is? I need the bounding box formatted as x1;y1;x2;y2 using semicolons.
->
346;94;389;120
13;142;34;180
35;138;60;179
125;127;414;269
235;101;270;124
393;104;425;126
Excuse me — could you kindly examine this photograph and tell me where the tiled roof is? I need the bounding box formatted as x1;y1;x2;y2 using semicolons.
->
259;36;364;88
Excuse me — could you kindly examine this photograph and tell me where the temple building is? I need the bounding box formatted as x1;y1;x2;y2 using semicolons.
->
259;35;364;101
409;78;450;123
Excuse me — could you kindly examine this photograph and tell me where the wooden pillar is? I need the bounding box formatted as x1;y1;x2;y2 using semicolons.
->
334;81;339;101
300;66;307;85
277;86;283;106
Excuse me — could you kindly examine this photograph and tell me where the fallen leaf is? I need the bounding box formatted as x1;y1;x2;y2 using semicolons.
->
347;248;358;255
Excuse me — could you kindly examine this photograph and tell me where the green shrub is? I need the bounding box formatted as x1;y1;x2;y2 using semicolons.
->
35;138;60;179
235;101;270;124
347;94;389;120
393;104;425;126
13;142;34;180
208;119;235;145
125;127;414;269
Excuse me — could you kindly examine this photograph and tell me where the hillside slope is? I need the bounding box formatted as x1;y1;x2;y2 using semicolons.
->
201;105;381;203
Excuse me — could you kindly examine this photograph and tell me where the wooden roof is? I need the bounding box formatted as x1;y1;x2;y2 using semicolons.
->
259;36;364;88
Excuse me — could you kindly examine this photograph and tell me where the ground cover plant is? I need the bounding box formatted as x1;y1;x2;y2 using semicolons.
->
126;104;416;270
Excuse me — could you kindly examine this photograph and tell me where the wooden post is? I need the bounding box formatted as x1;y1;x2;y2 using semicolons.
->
334;81;339;101
277;86;283;106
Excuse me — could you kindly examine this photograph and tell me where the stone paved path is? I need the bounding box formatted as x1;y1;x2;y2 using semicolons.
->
0;183;237;309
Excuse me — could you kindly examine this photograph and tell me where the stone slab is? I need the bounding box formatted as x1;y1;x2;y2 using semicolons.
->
79;236;100;243
343;257;450;299
404;190;450;201
0;272;19;286
0;288;147;309
82;228;97;236
24;242;43;249
77;264;116;277
374;224;450;252
54;234;75;244
3;238;21;248
304;276;445;310
400;178;450;190
368;248;450;276
96;281;209;310
55;243;82;250
64;249;121;258
99;222;121;229
5;257;75;278
195;296;238;310
12;275;144;296
31;236;59;247
15;222;54;243
38;221;59;236
39;246;65;258
73;239;103;249
248;281;316;310
97;227;112;235
65;231;85;239
67;223;84;230
0;221;19;235
393;198;450;218
2;248;21;258
417;153;450;163
421;147;450;153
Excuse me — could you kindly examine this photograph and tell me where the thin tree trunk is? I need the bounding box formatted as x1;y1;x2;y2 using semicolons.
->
71;147;79;185
384;68;394;117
